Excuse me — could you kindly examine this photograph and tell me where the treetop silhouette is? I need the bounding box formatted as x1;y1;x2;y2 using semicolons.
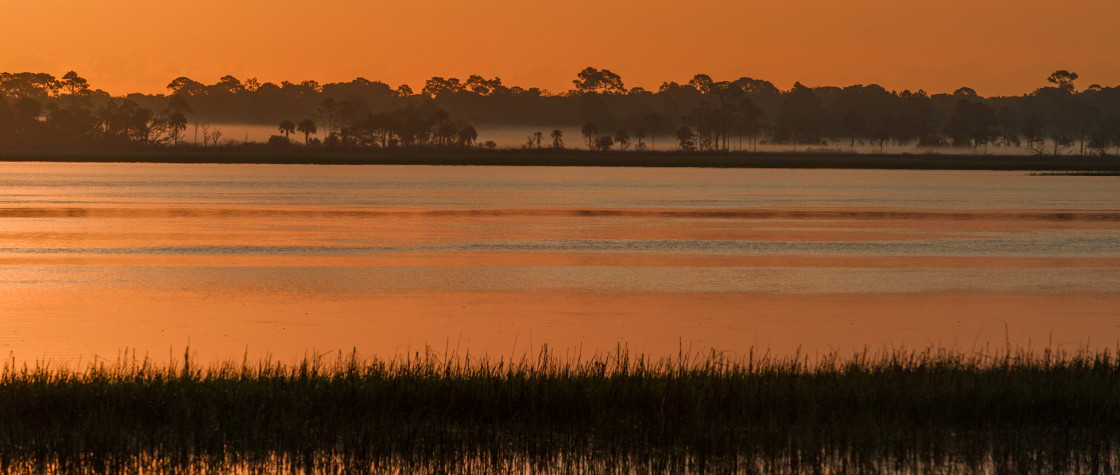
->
1;68;1118;156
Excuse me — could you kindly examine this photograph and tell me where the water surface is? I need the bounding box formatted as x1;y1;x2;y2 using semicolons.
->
1;163;1118;364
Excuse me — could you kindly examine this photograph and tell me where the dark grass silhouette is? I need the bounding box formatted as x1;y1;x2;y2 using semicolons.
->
1;345;1118;473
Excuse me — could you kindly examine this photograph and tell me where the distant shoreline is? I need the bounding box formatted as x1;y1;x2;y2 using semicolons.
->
2;149;1119;171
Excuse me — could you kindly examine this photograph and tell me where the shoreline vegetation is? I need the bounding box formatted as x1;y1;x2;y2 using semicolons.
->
3;148;1120;171
4;68;1120;165
1;346;1118;473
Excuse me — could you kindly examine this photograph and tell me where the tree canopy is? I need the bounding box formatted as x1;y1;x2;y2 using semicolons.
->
2;68;1119;156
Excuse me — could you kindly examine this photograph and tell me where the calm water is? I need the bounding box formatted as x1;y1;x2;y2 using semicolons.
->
1;163;1118;365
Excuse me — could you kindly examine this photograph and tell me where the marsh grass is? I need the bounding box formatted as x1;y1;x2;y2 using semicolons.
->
1;345;1118;473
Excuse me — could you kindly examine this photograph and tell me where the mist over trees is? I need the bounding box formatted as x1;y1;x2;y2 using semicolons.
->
2;68;1120;155
0;72;480;151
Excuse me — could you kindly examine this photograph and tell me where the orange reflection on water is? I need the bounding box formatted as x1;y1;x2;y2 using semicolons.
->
1;164;1118;366
2;288;1118;366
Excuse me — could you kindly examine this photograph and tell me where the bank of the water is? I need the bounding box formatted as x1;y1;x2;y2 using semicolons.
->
1;348;1117;473
1032;170;1120;176
3;148;1120;171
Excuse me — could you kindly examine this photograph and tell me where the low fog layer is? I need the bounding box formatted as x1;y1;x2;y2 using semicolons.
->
193;124;1028;155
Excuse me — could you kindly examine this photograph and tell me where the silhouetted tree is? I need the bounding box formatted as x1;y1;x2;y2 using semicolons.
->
572;67;626;94
683;102;719;151
675;125;695;151
1060;97;1099;155
338;96;372;132
167;77;205;97
278;120;295;140
158;109;187;145
42;101;95;145
1050;130;1074;155
297;118;317;144
1047;70;1079;93
435;121;458;147
614;130;630;150
422;77;463;98
995;106;1022;148
98;99;153;144
319;98;337;136
944;99;998;149
1088;113;1120;156
11;98;42;139
1022;116;1046;154
464;75;506;95
581;122;599;150
550;129;564;149
59;72;88;94
688;74;715;94
774;82;825;144
1;72;59;99
738;97;764;151
167;94;193;115
457;125;477;147
895;89;934;145
594;135;614;151
213;75;245;95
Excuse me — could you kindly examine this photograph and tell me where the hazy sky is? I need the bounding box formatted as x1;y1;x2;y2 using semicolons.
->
3;0;1118;96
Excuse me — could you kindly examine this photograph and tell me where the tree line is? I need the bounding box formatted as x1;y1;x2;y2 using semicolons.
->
1;68;1119;155
0;72;483;151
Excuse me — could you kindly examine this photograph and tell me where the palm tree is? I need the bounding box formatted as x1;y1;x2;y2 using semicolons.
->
550;129;564;149
296;119;317;144
614;130;630;150
278;120;295;140
533;131;544;149
581;122;599;150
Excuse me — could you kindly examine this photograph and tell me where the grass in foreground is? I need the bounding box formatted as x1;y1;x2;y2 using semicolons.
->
1;346;1118;473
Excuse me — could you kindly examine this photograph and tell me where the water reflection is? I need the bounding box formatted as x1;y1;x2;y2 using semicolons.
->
0;163;1118;364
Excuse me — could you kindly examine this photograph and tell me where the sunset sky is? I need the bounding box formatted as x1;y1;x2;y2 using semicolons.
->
3;0;1118;97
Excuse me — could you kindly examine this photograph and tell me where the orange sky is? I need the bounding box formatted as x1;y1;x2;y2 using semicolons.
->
3;0;1119;97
